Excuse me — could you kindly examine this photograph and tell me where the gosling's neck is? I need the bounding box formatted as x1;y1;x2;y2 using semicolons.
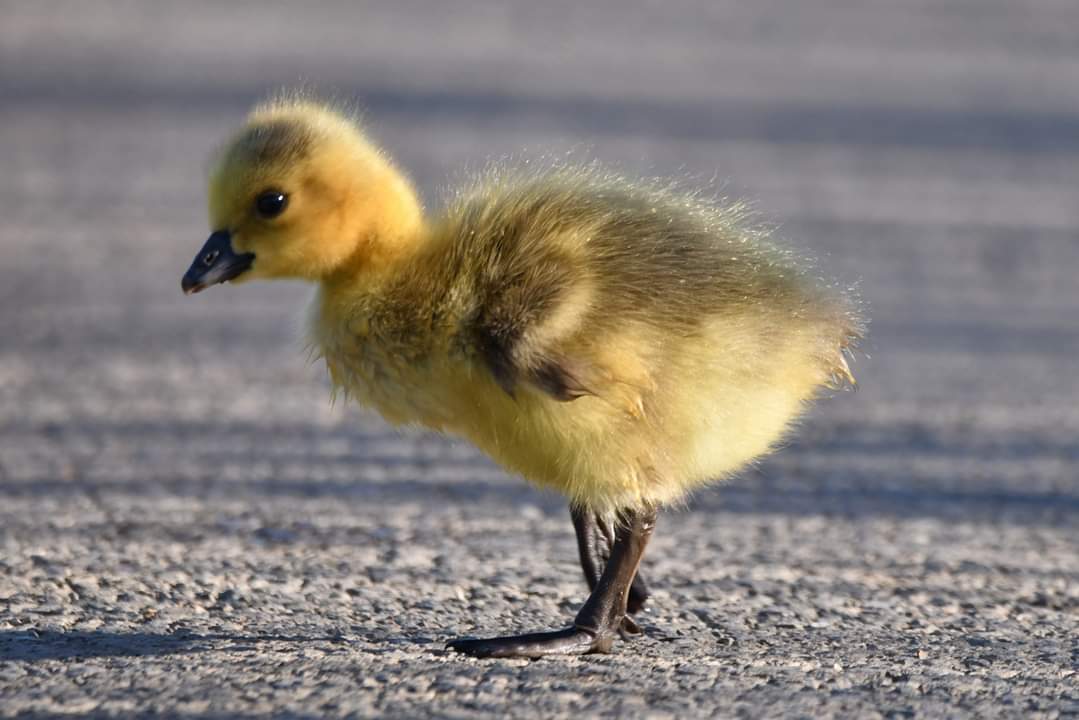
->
321;165;428;294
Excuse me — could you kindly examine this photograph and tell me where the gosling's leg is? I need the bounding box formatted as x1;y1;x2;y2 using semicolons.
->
570;507;650;636
448;506;656;659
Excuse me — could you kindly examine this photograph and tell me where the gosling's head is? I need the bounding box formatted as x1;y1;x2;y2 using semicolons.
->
182;98;422;294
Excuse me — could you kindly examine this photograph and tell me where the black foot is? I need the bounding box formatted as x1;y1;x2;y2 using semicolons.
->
447;627;611;659
451;506;658;659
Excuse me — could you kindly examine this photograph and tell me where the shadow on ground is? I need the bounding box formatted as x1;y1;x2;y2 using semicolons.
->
0;629;346;662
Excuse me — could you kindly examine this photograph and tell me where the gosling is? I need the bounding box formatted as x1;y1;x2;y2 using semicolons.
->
181;97;864;658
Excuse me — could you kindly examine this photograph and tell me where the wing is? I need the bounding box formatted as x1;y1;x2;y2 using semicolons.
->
464;249;596;402
442;164;751;402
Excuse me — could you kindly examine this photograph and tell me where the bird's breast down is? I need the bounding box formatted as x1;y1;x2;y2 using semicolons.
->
310;289;638;505
309;295;459;428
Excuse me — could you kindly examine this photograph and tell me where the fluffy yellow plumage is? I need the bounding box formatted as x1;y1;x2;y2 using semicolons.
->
182;96;864;658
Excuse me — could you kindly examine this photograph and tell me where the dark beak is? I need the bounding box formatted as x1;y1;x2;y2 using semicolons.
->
181;230;255;295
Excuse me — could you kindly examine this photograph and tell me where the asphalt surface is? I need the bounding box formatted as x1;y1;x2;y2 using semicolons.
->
1;2;1077;717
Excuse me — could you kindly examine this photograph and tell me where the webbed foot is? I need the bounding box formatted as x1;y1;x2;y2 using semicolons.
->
447;627;609;659
449;506;657;659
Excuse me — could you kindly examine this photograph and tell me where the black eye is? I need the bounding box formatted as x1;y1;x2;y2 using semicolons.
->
254;190;289;219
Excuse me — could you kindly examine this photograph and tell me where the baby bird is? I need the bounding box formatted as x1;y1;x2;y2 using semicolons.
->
182;97;863;658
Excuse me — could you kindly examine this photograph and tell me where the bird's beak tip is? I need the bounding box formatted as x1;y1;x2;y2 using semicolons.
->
181;230;253;297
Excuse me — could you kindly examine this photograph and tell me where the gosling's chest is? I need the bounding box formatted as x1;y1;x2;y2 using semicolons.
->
308;293;461;428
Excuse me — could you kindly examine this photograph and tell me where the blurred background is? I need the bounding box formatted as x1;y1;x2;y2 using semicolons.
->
1;1;1076;716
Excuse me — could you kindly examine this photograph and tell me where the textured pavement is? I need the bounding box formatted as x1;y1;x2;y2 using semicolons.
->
1;2;1077;717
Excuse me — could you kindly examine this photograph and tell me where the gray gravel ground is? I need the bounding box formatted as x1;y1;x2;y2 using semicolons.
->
2;1;1078;717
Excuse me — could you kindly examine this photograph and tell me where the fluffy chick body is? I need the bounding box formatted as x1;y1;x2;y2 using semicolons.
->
309;168;860;515
205;100;862;516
